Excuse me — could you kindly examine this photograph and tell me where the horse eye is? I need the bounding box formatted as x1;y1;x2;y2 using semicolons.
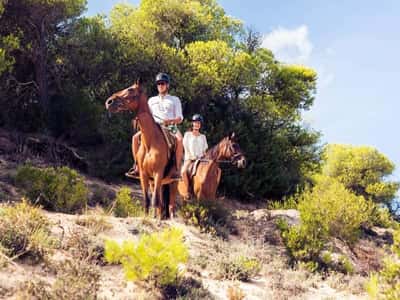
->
128;87;135;92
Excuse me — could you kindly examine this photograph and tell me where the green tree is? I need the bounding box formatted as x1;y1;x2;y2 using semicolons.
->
0;1;19;75
322;144;399;206
0;0;87;119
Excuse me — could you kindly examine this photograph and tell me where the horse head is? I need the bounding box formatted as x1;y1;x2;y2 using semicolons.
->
221;132;247;168
105;81;145;113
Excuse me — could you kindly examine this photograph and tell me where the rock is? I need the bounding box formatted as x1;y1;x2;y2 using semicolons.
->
0;137;17;154
269;209;300;226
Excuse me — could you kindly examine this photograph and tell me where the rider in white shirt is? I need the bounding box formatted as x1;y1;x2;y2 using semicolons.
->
181;114;208;199
127;73;184;178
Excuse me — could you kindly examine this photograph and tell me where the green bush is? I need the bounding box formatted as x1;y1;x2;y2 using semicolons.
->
179;200;232;237
366;229;400;299
368;204;398;229
0;200;56;263
267;196;298;210
280;176;371;263
217;255;261;281
105;227;188;287
15;165;88;213
113;186;144;217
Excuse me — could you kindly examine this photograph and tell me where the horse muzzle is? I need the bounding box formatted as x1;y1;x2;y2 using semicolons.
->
236;157;247;168
105;97;123;113
105;98;114;110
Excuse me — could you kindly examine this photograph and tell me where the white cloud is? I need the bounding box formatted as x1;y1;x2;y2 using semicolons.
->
262;25;335;89
261;25;313;64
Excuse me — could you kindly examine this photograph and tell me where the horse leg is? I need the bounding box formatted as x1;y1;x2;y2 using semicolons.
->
169;182;177;219
163;184;170;219
140;174;151;215
211;167;222;200
152;174;163;219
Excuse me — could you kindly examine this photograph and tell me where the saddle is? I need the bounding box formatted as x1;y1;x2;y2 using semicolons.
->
159;125;176;160
158;125;178;177
187;159;202;179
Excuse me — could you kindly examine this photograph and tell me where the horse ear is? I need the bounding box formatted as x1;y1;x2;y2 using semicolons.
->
229;132;236;140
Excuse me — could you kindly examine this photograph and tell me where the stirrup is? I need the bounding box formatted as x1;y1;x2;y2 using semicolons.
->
169;170;181;180
125;165;139;178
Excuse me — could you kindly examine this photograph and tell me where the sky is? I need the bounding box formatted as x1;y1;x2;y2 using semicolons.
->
86;0;400;181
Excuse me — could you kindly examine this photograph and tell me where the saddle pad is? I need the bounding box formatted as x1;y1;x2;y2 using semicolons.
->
159;125;176;160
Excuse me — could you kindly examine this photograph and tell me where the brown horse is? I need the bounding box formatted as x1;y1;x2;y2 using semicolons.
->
105;82;177;219
178;132;246;200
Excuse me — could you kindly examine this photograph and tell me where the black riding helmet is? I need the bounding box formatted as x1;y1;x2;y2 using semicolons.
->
155;72;170;84
192;114;203;123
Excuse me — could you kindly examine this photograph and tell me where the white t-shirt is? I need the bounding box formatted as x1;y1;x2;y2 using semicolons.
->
148;94;183;124
183;131;208;161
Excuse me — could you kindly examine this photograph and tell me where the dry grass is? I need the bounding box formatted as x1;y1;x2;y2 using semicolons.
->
75;214;112;235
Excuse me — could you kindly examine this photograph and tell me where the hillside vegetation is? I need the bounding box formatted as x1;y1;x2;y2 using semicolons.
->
0;0;399;299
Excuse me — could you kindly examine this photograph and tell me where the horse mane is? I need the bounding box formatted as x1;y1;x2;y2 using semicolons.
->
205;138;226;160
135;85;152;115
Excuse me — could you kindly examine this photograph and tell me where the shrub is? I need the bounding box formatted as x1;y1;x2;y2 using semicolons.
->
15;165;88;213
368;204;398;229
105;227;188;287
113;186;144;217
179;200;232;237
366;229;400;299
227;284;246;300
20;259;100;300
0;200;56;263
162;277;213;300
217;255;261;281
267;196;298;210
63;229;105;264
75;215;112;235
280;176;371;263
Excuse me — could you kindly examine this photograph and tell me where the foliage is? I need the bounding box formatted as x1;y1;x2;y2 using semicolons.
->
0;34;19;75
322;144;399;206
280;176;371;263
1;0;322;199
267;196;298;210
0;200;55;263
162;277;214;300
227;284;246;300
21;259;100;300
105;227;188;287
217;255;261;281
368;205;399;229
15;165;88;213
63;229;104;264
113;186;144;218
366;229;400;300
75;215;112;235
179;200;232;237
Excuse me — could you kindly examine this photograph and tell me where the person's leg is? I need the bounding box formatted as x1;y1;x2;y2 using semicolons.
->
181;159;191;199
132;131;140;162
175;131;183;174
126;131;141;177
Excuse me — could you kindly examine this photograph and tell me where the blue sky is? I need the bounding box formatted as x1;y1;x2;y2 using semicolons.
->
87;1;400;181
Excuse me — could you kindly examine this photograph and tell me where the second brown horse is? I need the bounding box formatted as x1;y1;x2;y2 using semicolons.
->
105;82;177;219
178;132;246;200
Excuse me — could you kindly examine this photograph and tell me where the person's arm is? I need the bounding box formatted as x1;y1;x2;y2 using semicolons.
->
202;135;208;155
183;132;189;150
164;97;183;125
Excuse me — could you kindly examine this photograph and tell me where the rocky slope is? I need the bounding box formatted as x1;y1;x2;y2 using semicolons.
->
0;155;392;300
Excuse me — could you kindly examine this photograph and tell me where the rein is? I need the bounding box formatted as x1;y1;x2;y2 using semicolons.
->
198;159;232;164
